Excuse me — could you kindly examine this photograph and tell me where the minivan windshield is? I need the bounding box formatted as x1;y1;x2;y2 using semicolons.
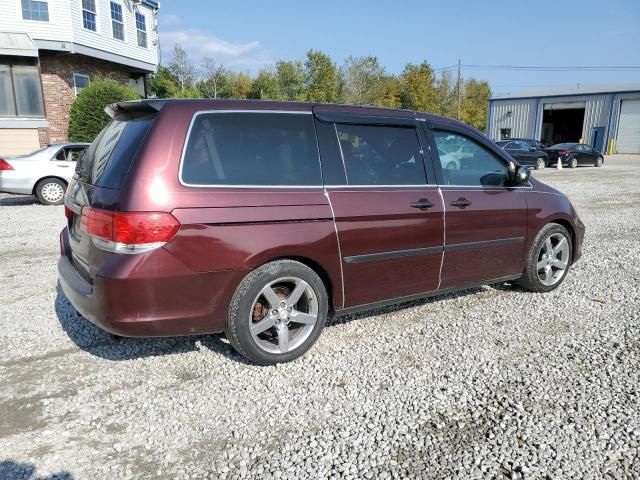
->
74;114;155;189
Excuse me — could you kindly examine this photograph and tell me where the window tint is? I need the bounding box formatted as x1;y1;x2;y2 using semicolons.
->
335;124;425;186
314;119;346;185
181;113;322;187
75;115;155;188
433;130;509;187
12;65;45;117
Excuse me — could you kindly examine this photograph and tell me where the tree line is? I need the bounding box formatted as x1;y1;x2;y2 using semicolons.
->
149;45;491;131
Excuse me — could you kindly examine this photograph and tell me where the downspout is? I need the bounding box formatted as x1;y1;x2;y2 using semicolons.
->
605;94;617;155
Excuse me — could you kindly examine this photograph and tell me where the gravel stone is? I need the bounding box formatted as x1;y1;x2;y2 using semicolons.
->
0;155;639;479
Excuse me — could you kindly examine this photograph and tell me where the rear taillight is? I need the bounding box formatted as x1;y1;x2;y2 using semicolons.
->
0;159;14;170
80;207;180;254
64;206;73;220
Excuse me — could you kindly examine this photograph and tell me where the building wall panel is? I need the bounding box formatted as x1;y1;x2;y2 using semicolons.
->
488;99;537;140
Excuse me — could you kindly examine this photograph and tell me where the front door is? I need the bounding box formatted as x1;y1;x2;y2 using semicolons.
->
428;125;528;289
315;116;444;307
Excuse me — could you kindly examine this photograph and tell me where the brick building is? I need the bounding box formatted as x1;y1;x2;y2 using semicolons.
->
0;0;160;155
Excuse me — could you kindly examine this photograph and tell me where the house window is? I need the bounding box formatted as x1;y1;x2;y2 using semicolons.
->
135;12;147;48
73;73;90;96
82;0;97;31
500;128;512;140
0;63;45;117
110;2;124;40
21;0;49;21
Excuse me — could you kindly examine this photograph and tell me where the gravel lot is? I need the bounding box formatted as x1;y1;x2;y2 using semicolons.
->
1;155;639;479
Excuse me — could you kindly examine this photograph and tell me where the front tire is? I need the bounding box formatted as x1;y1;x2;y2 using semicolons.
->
595;156;604;167
535;157;546;170
225;260;328;365
568;156;578;168
35;177;67;205
517;223;572;293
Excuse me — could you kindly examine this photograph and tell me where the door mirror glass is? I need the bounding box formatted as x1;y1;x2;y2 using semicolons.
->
529;146;536;152
513;166;530;185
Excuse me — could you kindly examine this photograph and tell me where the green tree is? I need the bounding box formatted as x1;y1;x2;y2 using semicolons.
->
304;50;338;103
168;44;195;92
68;78;139;142
461;79;491;131
341;56;386;105
434;71;457;118
379;75;401;108
219;72;253;99
276;60;305;101
399;62;437;112
147;66;179;98
251;68;281;99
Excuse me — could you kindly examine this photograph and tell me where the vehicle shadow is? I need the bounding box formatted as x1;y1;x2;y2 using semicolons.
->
55;281;518;363
0;195;39;206
54;283;248;364
0;460;73;480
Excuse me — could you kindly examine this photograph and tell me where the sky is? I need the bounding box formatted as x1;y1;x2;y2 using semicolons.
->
157;0;640;96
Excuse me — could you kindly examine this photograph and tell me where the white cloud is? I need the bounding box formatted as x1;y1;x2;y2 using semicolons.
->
158;13;182;27
160;29;272;74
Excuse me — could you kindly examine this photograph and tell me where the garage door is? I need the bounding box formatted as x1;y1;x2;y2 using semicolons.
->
616;100;640;154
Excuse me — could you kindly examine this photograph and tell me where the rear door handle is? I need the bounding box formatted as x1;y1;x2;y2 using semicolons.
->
410;200;434;209
56;164;70;168
449;198;472;208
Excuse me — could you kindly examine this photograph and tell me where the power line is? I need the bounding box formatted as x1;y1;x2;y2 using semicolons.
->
462;64;640;71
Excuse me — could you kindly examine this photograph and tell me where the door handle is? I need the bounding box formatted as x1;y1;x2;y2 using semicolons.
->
449;198;472;208
410;200;434;209
56;164;70;168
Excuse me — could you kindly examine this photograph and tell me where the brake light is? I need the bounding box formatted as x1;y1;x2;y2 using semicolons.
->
64;206;73;220
80;207;180;254
0;159;14;170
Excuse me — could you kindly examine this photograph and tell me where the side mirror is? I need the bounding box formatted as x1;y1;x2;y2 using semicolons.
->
513;165;531;185
529;147;536;152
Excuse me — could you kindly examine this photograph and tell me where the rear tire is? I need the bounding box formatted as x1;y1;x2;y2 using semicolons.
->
595;156;604;167
535;157;546;170
568;156;578;169
225;260;328;365
517;223;572;293
35;177;67;205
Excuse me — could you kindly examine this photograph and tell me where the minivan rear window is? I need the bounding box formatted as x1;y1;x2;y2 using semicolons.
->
181;112;322;187
74;114;155;189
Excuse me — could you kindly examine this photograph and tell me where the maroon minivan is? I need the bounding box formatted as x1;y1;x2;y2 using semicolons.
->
58;99;585;364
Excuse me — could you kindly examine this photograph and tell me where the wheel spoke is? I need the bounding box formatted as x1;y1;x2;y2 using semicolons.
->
260;285;281;309
537;260;547;271
544;265;552;283
552;237;567;254
286;280;309;306
250;315;276;335
290;311;317;325
544;238;553;254
277;324;289;353
555;258;569;270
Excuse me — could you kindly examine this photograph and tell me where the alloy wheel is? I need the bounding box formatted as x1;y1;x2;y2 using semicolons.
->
536;233;570;286
536;158;546;170
569;157;578;168
249;277;319;354
41;182;65;204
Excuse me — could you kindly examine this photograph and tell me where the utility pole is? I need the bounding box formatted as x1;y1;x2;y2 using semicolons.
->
456;59;461;120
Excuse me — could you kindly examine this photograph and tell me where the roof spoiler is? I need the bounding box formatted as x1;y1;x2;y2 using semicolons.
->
105;99;166;119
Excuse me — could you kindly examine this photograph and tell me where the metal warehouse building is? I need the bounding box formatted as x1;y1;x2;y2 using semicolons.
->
487;84;640;154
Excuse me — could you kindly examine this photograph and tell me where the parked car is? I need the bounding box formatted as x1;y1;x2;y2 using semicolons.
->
507;138;547;150
545;143;604;168
58;99;585;365
0;143;90;205
496;140;549;170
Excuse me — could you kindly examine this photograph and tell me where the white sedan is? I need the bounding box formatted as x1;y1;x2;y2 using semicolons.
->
0;143;89;205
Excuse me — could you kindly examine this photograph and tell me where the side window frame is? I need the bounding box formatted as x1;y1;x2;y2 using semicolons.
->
330;120;432;187
421;121;522;189
179;110;324;189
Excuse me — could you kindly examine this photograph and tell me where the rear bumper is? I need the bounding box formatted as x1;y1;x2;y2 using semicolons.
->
0;171;34;195
57;228;247;337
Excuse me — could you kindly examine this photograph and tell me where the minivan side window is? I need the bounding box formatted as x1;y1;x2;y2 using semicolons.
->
335;124;425;186
181;112;322;187
433;130;509;187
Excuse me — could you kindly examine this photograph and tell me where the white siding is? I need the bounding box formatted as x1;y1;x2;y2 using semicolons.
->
0;0;158;69
0;0;73;42
70;0;157;68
